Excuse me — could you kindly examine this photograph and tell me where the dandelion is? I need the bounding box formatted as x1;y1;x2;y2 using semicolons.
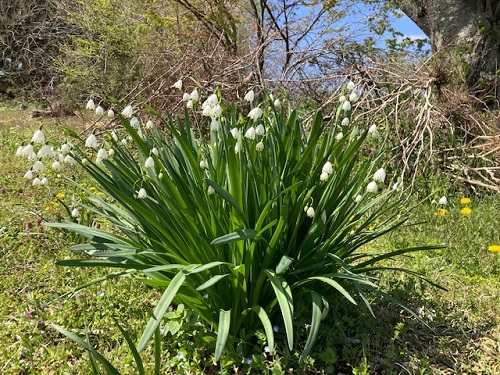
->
306;206;315;218
56;193;65;199
255;124;266;136
95;105;105;116
244;89;255;103
248;107;263;120
255;141;264;151
347;81;355;92
322;161;333;175
31;129;45;144
207;186;215;195
145;156;155;168
368;125;380;139
461;207;472;215
85;133;98;149
341;117;350;126
460;197;471;205
366;181;379;193
342;100;351;111
172;79;182;90
438;196;448;205
245;127;256;140
435;208;447;217
86;99;96;110
146;120;154;129
107;109;115;117
24;170;33;179
33;161;45;172
488;244;500;253
373;168;386;183
71;208;80;217
121;105;134;118
224;129;237;141
137;188;148;199
336;132;343;140
52;161;61;170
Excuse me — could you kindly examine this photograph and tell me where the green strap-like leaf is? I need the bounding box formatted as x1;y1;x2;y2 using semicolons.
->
113;318;145;375
51;324;120;375
300;291;323;361
211;229;257;245
196;274;229;291
215;309;231;361
264;270;294;350
306;276;357;305
138;264;198;351
251;306;275;352
205;179;247;225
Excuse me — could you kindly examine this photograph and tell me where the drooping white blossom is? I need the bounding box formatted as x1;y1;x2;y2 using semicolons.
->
349;92;358;103
306;206;315;218
248;107;263;120
347;81;356;92
21;144;34;158
339;95;347;103
33;161;45;172
207;185;215;195
71;208;80;217
245;127;256;140
85;133;98;148
145;156;155;168
24;170;33;179
255;124;265;136
32;177;41;186
438;196;448;205
366;181;379;193
255;141;264;151
95;105;105;116
152;147;159;155
86;99;96;110
368;124;380;139
121;105;134;118
61;143;71;154
31;129;45;144
210;117;220;131
335;132;343;140
199;160;207;169
52;161;61;170
64;155;76;165
341;117;350;126
107;109;115;118
146;120;154;129
137;188;148;199
320;172;329;181
172;79;183;90
108;148;115;157
274;98;281;107
186;100;193;109
130;117;140;128
190;89;199;102
97;148;108;161
16;145;24;156
355;194;363;202
342;101;351;111
244;90;255;103
37;145;53;158
373;168;386;183
230;127;240;139
40;177;48;185
322;161;333;175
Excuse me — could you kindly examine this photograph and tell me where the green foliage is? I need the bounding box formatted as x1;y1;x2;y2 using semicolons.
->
38;85;441;367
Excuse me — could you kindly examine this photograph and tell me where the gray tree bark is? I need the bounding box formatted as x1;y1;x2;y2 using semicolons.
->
398;0;500;99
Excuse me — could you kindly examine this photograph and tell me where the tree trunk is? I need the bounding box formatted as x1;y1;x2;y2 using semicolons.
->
399;0;500;100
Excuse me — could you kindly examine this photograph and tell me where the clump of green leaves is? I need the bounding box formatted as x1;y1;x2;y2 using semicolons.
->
43;84;439;370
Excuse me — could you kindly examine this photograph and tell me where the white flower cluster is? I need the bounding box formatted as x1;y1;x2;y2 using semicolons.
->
86;99;115;118
16;127;76;187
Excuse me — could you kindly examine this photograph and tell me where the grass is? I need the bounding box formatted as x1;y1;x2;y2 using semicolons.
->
0;103;499;374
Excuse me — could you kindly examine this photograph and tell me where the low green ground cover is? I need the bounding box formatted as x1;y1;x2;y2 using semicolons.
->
1;104;499;374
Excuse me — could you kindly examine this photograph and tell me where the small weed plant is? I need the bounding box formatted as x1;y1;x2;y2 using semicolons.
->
16;82;439;371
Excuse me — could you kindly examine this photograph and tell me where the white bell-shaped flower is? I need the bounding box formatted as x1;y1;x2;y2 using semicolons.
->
145;156;155;168
64;155;76;165
245;127;256;140
336;132;343;140
186;100;193;109
130;117;140;128
172;79;183;90
108;148;115;157
202;104;213;116
230;127;240;139
40;177;48;185
207;186;215;195
182;92;190;102
349;92;358;103
24;170;33;179
438;196;448;205
32;129;45;144
347;81;356;92
52;161;61;170
21;144;34;158
137;188;148;199
86;99;96;110
37;145;53;158
255;141;264;151
190;89;199;102
320;172;329;181
121;105;134;118
339;95;347;103
32;177;41;186
341;118;350;126
255;124;265;136
248;107;263;120
342;101;351;111
146;120;154;129
373;168;386;183
322;161;333;175
274;98;281;107
244;90;255;103
366;181;379;193
71;208;80;217
355;194;363;202
107;109;115;117
33;161;45;172
210;117;220;131
16;145;24;156
95;105;105;116
199;160;207;169
61;144;71;154
306;206;315;218
368;125;380;139
85;133;98;149
152;147;159;155
97;148;108;161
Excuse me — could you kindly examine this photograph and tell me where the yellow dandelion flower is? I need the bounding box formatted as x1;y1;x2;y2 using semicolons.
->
56;193;65;199
461;207;472;215
460;197;471;204
45;206;51;211
89;186;97;192
488;245;500;253
369;225;374;231
96;191;103;196
435;208;447;217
